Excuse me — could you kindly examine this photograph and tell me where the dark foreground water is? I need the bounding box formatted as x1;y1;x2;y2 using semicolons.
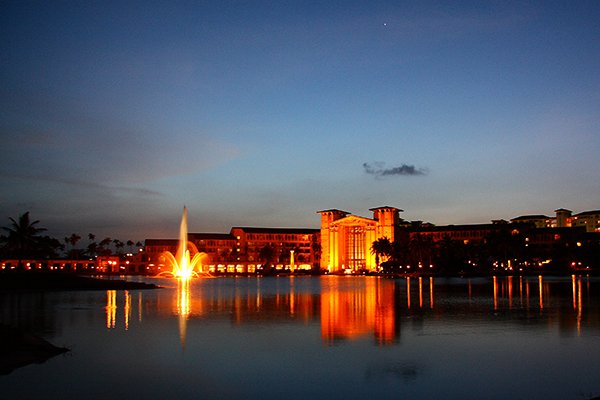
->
1;275;599;400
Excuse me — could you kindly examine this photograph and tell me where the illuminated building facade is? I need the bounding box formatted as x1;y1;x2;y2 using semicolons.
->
318;207;402;273
144;227;319;273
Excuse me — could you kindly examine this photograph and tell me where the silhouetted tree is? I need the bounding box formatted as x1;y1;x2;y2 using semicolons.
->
87;242;98;258
1;212;48;267
371;237;393;266
113;239;125;255
433;235;467;274
65;233;82;259
408;234;434;266
98;237;113;256
258;244;276;266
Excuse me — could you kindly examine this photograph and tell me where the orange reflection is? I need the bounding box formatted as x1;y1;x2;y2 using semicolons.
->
538;275;544;310
321;278;396;345
124;290;131;330
406;277;411;309
418;277;423;308
507;276;513;309
429;277;434;309
577;277;582;335
176;279;191;348
104;290;142;330
106;290;117;329
572;275;577;311
493;276;498;310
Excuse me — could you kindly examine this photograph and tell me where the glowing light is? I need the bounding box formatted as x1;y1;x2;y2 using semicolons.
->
177;278;191;348
106;290;117;329
159;206;210;279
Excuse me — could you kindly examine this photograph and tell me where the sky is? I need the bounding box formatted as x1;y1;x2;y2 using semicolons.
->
1;1;599;242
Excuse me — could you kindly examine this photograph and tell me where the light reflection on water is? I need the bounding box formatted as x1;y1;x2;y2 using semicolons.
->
1;275;600;400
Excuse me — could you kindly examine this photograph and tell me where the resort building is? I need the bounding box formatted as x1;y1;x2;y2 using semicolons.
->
509;208;600;233
409;223;501;244
571;210;600;232
317;207;402;273
144;226;319;274
510;215;553;228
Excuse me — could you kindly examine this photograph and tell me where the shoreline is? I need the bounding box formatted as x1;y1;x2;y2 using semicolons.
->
0;324;69;375
0;271;160;292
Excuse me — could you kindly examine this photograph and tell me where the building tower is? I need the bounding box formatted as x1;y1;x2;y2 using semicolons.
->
370;206;403;242
317;209;350;271
555;208;572;228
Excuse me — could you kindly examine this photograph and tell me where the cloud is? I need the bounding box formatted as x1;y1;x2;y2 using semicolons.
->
363;162;428;178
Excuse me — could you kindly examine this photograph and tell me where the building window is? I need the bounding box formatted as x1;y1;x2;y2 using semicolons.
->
346;226;365;269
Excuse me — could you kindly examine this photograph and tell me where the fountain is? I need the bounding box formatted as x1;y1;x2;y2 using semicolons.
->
158;206;210;279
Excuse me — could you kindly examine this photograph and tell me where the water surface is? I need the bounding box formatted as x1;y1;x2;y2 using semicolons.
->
1;275;599;400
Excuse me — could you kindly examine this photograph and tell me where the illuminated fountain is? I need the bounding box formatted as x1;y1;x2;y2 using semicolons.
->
156;207;211;348
158;206;210;279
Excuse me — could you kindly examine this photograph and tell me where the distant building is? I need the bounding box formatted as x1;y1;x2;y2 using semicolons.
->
510;208;584;229
571;210;600;232
140;205;599;274
318;207;402;273
144;227;319;273
510;215;553;228
409;223;500;244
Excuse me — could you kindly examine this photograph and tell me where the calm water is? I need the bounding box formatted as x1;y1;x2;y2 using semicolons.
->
1;275;599;400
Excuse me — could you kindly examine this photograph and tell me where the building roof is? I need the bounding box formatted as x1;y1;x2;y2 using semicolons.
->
316;209;350;215
188;233;236;240
411;223;500;233
231;227;319;234
510;215;551;221
369;206;404;212
573;210;600;217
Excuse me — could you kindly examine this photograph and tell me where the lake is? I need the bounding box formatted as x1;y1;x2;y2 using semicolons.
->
1;275;599;400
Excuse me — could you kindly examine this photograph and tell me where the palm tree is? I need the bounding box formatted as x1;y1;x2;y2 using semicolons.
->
86;233;98;258
113;239;125;255
258;244;276;267
371;237;393;267
98;237;112;256
409;234;434;266
65;233;82;259
1;212;47;267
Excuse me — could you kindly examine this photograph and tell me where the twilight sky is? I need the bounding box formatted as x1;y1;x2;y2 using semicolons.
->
1;1;599;241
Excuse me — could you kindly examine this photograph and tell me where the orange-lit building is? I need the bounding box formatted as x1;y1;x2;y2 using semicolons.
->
142;205;598;274
318;207;402;273
144;226;319;273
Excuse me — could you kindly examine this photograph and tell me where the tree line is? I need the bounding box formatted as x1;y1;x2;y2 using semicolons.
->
0;212;142;262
